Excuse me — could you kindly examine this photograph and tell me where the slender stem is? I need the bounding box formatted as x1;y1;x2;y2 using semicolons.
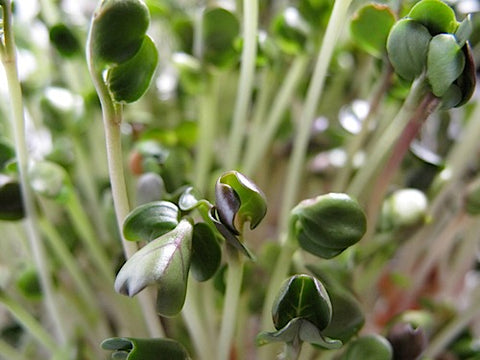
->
279;0;354;233
0;291;60;355
86;11;164;337
194;73;220;193
0;1;67;344
243;56;309;176
347;77;429;200
217;248;245;360
364;92;440;238
225;0;258;169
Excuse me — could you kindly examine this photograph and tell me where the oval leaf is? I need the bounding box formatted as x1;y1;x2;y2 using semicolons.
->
49;23;81;58
408;0;458;35
28;161;71;202
0;176;24;220
191;223;221;282
350;4;396;58
272;274;332;331
427;33;465;97
115;219;193;316
91;0;150;64
291;193;367;259
387;19;432;81
123;201;179;242
101;337;190;360
341;334;393;360
202;7;240;68
107;35;158;103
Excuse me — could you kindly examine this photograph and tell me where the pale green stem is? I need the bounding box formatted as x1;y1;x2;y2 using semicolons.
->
346;77;428;200
39;218;107;325
423;288;480;358
279;0;354;233
194;74;220;193
0;292;60;355
86;13;164;337
0;1;67;344
217;249;245;360
225;0;258;169
0;339;27;360
65;191;115;282
243;56;309;176
182;281;216;360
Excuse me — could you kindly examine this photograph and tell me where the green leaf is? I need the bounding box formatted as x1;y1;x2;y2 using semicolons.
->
178;186;205;211
101;337;190;360
455;15;472;47
408;0;458;35
341;334;393;360
115;219;193;316
28;161;71;203
90;0;150;64
290;193;366;259
0;139;15;170
16;266;42;300
454;43;476;107
172;52;204;95
387;19;432;81
215;170;267;233
107;35;158;103
257;318;342;349
49;23;81;58
0;176;24;221
123;201;179;242
427;33;465;97
191;223;221;282
350;4;396;58
202;7;240;68
272;274;332;331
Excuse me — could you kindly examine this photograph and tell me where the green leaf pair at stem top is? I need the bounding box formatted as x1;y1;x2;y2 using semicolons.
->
386;0;476;108
114;171;267;316
89;0;158;103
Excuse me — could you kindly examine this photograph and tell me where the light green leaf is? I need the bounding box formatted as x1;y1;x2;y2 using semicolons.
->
427;33;465;97
123;201;179;242
341;334;393;360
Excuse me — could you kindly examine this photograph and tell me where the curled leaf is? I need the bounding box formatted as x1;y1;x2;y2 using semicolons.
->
408;0;458;35
107;35;158;103
123;201;179;242
290;193;366;259
115;219;193;316
272;274;332;331
101;337;190;360
90;0;150;64
387;19;431;81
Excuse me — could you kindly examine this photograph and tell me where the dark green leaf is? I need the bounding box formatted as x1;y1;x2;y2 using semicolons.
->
101;337;190;360
454;43;476;107
202;7;240;68
0;176;24;221
350;4;396;58
408;0;458;35
427;33;465;97
272;274;332;331
341;334;393;360
290;193;366;259
49;23;81;57
215;170;267;233
0;139;15;170
123;201;179;242
91;0;150;64
191;223;221;282
115;220;193;316
387;19;432;81
107;35;158;103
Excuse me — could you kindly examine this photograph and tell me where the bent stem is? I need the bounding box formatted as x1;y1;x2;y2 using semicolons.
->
86;17;164;338
225;0;258;169
279;0;354;233
0;1;67;344
217;246;245;360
